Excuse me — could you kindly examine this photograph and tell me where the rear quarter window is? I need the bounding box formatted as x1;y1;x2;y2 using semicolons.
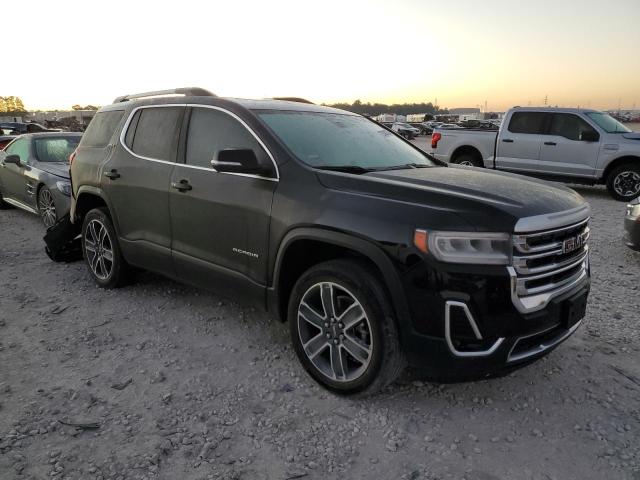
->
81;110;125;147
508;112;548;134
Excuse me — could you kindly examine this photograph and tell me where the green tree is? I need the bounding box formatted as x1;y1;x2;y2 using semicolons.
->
0;96;27;113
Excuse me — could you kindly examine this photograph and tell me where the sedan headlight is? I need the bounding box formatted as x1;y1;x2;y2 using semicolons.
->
56;181;72;196
627;197;640;219
414;230;511;265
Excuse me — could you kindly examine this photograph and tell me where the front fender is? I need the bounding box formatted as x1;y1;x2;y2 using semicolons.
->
269;227;412;339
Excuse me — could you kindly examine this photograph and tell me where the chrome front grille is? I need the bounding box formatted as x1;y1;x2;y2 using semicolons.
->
508;217;590;313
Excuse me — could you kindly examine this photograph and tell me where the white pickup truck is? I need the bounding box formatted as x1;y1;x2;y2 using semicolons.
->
430;107;640;201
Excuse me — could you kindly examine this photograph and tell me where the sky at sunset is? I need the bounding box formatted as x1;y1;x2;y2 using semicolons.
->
4;0;639;112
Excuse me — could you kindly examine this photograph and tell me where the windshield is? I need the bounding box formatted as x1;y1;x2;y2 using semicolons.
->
258;112;436;170
585;112;631;133
34;137;80;163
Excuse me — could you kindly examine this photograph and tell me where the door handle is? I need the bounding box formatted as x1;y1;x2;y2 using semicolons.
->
104;169;121;179
502;139;514;143
544;141;557;146
171;179;192;192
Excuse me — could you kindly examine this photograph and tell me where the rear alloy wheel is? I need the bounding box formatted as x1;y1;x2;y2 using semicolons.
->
453;153;482;167
81;208;132;288
38;187;57;228
607;164;640;201
289;259;404;395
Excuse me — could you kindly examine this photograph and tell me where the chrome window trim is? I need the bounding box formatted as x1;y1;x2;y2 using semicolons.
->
444;301;504;358
118;103;279;182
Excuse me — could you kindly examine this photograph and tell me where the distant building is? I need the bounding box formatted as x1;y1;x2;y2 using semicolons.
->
27;110;96;126
448;107;482;122
0;115;24;123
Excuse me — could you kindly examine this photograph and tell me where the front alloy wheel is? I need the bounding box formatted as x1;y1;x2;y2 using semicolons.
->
38;187;57;228
297;282;373;382
289;259;404;395
612;170;640;200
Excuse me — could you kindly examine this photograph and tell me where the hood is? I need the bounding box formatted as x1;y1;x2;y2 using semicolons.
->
621;132;640;140
317;165;587;232
37;162;70;179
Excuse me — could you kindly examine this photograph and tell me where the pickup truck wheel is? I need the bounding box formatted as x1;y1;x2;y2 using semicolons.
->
81;207;132;288
453;154;482;167
288;259;404;396
606;164;640;201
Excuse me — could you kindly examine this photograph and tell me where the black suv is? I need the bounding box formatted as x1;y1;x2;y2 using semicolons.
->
69;88;591;394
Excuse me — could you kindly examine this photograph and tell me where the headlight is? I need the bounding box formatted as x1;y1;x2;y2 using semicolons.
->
414;230;511;265
56;181;72;196
628;197;640;219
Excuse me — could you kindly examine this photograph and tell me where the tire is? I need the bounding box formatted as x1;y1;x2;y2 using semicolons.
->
606;164;640;202
288;259;404;396
38;186;58;227
453;153;483;167
81;207;132;288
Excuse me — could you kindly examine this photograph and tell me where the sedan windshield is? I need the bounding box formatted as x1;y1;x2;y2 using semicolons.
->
585;112;631;133
34;137;80;163
258;111;436;171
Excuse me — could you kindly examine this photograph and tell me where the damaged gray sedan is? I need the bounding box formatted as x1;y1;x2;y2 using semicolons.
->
0;133;81;227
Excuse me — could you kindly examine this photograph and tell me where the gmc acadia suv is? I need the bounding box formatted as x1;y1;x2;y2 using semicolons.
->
69;87;591;394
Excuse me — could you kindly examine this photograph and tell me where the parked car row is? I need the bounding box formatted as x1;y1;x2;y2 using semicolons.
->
2;89;637;395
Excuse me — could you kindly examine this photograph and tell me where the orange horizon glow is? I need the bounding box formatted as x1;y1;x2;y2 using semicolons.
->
4;0;639;113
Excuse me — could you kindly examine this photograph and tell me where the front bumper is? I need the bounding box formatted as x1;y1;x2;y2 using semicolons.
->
398;260;590;381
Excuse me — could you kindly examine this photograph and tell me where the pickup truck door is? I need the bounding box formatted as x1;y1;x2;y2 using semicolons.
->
169;106;277;305
537;113;600;178
495;112;548;172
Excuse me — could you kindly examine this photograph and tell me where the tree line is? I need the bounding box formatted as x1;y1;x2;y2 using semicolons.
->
322;99;448;116
0;96;26;113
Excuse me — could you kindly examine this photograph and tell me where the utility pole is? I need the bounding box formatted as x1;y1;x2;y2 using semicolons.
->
544;94;548;106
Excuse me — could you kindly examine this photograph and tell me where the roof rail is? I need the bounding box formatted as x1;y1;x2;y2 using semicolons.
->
271;97;315;105
113;87;216;104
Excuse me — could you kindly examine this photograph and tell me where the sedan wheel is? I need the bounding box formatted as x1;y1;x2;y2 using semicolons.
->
38;187;57;228
297;282;373;382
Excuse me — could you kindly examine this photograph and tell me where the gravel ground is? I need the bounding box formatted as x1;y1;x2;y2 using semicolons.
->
1;179;639;480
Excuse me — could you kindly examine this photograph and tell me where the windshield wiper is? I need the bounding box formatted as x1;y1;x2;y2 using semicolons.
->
374;163;432;171
316;165;374;174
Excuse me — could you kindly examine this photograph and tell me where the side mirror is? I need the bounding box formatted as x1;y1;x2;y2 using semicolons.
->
581;130;599;142
212;149;273;177
3;154;20;165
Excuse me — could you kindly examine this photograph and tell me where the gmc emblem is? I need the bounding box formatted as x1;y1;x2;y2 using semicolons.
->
562;234;583;254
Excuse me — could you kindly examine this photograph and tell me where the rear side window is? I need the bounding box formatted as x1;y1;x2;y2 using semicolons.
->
129;107;183;162
508;112;548;134
548;113;597;141
185;107;267;169
81;110;124;147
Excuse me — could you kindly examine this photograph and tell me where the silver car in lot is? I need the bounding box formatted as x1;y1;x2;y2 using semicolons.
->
0;133;81;227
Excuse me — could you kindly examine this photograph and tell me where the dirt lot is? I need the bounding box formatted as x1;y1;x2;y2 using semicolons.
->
1;181;639;480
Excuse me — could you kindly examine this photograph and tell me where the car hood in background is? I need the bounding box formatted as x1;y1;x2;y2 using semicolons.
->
37;162;70;179
317;165;587;232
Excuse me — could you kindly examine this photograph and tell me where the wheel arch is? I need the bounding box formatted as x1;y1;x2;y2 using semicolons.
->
269;228;411;330
73;186;119;233
451;145;483;165
601;155;640;183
